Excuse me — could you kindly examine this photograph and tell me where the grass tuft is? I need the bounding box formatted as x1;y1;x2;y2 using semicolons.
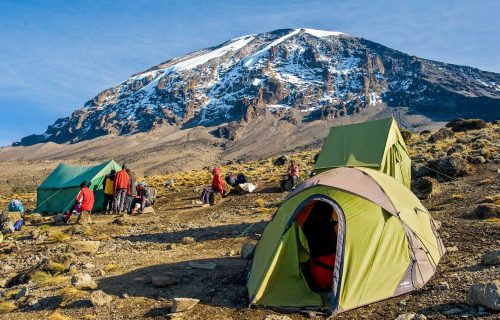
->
49;231;70;242
31;271;68;287
255;198;266;208
0;301;17;314
47;261;67;274
48;310;71;320
60;286;85;305
103;263;120;272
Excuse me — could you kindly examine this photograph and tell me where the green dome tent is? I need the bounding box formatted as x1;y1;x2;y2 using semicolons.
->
36;160;122;213
247;167;444;315
314;117;412;188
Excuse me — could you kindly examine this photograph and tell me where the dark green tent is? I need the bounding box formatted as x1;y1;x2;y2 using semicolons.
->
36;160;121;213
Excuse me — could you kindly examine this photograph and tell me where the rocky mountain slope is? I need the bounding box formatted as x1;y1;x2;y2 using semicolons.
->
15;28;500;146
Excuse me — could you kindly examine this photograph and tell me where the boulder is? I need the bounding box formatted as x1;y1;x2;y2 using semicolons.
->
90;290;113;306
428;128;454;143
142;206;155;214
208;192;222;206
448;119;487;132
68;241;101;255
171;297;200;312
482;250;500;265
241;242;256;260
181;237;196;245
474;204;500;219
411;163;432;179
112;215;136;226
15;286;29;300
71;273;97;290
466;280;500;310
411;177;441;199
427;155;469;179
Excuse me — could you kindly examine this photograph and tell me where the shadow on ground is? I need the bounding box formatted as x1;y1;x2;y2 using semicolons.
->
115;221;267;244
99;257;250;309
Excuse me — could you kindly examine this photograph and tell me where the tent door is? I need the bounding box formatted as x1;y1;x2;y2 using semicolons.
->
286;196;346;313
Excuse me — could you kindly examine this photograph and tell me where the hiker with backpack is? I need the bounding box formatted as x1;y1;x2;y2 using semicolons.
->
200;167;225;205
102;169;116;214
114;164;130;213
279;160;299;192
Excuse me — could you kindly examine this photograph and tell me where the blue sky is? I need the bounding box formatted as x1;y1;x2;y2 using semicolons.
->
0;0;498;146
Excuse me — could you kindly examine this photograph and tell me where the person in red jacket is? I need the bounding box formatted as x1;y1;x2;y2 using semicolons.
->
200;167;225;205
65;181;95;224
114;164;130;213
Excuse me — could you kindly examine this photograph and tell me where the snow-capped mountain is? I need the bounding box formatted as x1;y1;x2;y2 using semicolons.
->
15;28;500;146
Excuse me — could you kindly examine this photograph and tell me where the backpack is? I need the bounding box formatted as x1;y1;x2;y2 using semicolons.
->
8;199;24;213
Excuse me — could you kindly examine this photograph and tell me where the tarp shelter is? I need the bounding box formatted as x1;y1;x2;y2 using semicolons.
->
314;117;411;188
247;167;444;315
37;160;121;213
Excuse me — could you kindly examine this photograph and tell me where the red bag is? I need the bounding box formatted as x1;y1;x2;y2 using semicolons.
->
307;253;336;291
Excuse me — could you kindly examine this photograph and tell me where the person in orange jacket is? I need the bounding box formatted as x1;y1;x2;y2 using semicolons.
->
114;164;130;213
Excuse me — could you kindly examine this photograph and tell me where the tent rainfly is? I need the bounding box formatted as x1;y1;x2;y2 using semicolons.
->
247;167;445;315
36;160;122;213
314;117;412;188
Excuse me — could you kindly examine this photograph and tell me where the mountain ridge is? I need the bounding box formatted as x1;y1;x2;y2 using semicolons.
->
14;28;500;147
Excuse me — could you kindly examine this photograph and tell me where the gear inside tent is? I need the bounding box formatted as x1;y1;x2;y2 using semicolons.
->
314;117;412;188
36;160;122;213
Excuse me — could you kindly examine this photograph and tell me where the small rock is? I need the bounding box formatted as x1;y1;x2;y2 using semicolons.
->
482;250;500;265
435;281;450;290
188;262;216;270
411;176;441;199
466;280;500;311
121;293;129;299
166;243;177;250
241;242;256;260
151;275;178;288
142;206;155;214
112;216;136;226
29;228;41;240
181;237;196;245
446;246;459;252
0;279;7;288
171;297;200;312
71;273;97;290
474;204;500;219
68;241;101;255
90;290;113;306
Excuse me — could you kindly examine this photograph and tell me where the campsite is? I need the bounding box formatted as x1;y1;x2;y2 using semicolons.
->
0;119;499;319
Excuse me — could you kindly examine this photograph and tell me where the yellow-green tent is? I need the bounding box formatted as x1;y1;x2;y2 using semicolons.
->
314;118;411;188
247;167;444;315
36;160;121;213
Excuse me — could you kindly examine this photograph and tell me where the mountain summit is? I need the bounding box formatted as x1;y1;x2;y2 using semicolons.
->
15;28;500;146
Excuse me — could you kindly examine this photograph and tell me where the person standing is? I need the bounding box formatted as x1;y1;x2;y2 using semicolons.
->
114;164;130;213
75;181;94;224
102;169;116;214
126;168;136;197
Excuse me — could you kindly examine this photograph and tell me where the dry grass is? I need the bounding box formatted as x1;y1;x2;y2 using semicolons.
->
95;234;111;241
255;198;266;208
47;261;67;274
49;231;70;242
48;310;71;320
82;315;97;320
0;301;17;314
103;263;120;272
60;287;85;305
451;194;465;200
31;271;68;287
5;289;21;299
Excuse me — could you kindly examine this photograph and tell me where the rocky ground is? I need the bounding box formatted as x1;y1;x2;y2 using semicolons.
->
0;120;499;319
